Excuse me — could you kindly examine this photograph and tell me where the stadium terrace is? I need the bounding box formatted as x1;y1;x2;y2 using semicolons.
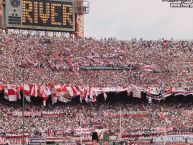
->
0;33;193;144
0;33;192;104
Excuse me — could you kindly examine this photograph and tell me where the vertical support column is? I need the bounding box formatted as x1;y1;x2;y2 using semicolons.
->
76;14;84;37
0;0;3;30
75;0;84;37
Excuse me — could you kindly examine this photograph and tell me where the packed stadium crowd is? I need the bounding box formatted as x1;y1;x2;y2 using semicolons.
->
0;32;192;144
0;99;192;136
0;33;193;88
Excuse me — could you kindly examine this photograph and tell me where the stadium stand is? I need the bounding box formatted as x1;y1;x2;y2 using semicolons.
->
0;33;192;144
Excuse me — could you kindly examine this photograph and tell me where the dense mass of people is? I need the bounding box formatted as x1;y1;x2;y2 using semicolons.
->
0;32;192;88
0;31;192;144
0;97;192;136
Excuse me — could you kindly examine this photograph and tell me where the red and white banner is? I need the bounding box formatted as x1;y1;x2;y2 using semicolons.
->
4;84;20;102
11;111;63;117
104;111;148;117
0;84;193;104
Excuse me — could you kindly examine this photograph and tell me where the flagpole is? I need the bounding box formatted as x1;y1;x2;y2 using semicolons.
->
80;119;83;145
119;107;122;141
22;69;25;145
164;120;167;145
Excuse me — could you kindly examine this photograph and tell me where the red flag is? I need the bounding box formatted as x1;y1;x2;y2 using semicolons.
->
30;84;38;97
159;112;167;121
4;84;19;102
80;87;87;102
67;86;80;96
39;85;51;101
23;84;31;102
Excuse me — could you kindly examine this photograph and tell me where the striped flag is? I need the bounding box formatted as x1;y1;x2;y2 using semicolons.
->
4;84;19;102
